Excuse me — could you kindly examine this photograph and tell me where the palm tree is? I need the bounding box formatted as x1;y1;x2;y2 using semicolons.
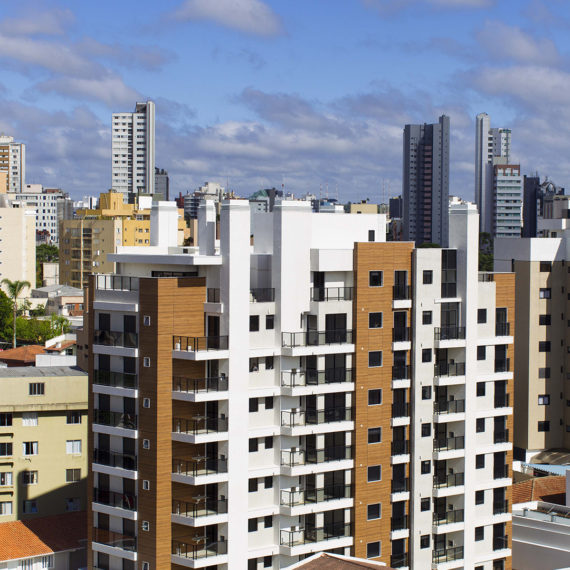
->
2;279;30;348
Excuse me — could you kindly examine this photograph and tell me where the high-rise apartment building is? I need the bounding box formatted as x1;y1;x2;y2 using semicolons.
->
0;135;25;193
402;115;450;247
86;200;513;570
112;101;156;203
475;114;522;238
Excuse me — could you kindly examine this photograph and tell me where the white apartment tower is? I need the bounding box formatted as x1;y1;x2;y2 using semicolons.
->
475;113;521;237
87;201;513;570
112;101;156;203
0;135;26;193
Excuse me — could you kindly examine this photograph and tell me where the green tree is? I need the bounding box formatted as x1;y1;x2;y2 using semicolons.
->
36;244;59;287
1;279;31;348
479;232;494;271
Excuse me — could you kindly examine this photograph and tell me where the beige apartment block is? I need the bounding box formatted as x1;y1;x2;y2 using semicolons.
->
0;366;88;522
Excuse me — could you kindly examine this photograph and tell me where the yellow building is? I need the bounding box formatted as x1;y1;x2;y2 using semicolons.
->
349;201;379;214
60;190;185;288
0;366;88;522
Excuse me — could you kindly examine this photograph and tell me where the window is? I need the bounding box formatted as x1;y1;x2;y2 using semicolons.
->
422;349;432;363
0;502;12;515
23;441;38;456
539;288;551;299
266;315;275;330
476;454;485;469
367;465;381;482
249;438;258;452
475;490;485;505
0;443;12;456
65;497;80;511
23;500;38;514
143;398;151;408
143;439;150;449
368;389;382;406
66;411;82;424
369;271;383;287
29;383;45;396
421;460;431;474
367;503;381;520
265;396;274;409
422;311;432;325
475;526;484;541
477;346;486;360
420;535;430;549
422;386;432;400
476;418;485;432
143;480;150;490
477;309;487;323
249;398;259;413
477;382;486;397
423;270;433;284
249;358;259;372
263;556;272;568
65;440;81;455
22;412;38;427
539;341;551;352
143;315;151;326
265;436;274;449
0;472;12;486
538;394;550;405
249;315;259;332
248;561;256;570
369;312;382;328
264;515;273;528
367;541;381;558
66;469;80;483
540;261;552;272
368;351;382;367
248;478;258;492
539;314;551;325
538;421;550;432
421;423;431;437
143;357;150;367
264;476;273;489
420;498;430;511
142;563;150;570
0;413;12;427
248;518;257;532
142;521;150;531
368;230;375;242
368;427;382;444
265;357;274;370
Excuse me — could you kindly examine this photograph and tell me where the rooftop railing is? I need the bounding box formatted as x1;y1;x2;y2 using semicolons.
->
95;274;139;291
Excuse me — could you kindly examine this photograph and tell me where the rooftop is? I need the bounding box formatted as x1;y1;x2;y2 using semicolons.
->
32;285;84;297
0;511;86;562
0;366;86;378
288;552;391;569
512;475;567;505
0;345;45;364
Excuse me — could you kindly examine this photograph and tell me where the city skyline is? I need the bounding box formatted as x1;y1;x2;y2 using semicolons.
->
0;1;568;201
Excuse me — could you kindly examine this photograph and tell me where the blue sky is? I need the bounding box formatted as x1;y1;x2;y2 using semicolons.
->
0;0;569;201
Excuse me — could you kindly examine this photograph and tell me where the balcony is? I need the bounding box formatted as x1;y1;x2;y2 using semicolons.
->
391;440;409;456
95;274;139;291
279;522;352;547
281;446;353;467
282;329;353;348
281;368;354;388
434;326;465;341
172;539;227;561
311;287;353;302
434;472;464;489
173;376;228;394
494;358;510;373
494;394;510;409
493;534;509;550
92;528;136;552
494;430;510;445
434;362;465;378
93;370;137;389
280;484;353;507
93;488;137;511
173;416;228;436
250;288;275;302
493;500;509;515
172;457;228;478
392;402;409;418
281;407;353;427
173;336;229;351
433;436;464;451
93;330;138;349
93;410;137;430
393;284;411;300
434;399;465;415
391;515;408;532
93;449;137;471
433;509;464;526
206;288;220;303
432;546;463;564
390;554;408;568
495;322;511;336
391;479;409;494
172;498;228;518
392;327;411;343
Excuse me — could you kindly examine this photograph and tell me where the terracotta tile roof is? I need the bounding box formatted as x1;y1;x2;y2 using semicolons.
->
44;340;76;353
0;511;86;562
0;345;45;364
291;553;394;569
512;475;567;505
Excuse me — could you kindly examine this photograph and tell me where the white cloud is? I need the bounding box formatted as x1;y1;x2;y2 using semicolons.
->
0;8;74;36
362;0;493;14
171;0;283;37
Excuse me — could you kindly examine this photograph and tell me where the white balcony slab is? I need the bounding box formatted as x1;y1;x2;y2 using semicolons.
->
171;512;228;528
172;349;230;361
279;536;353;558
92;502;137;521
171;554;228;569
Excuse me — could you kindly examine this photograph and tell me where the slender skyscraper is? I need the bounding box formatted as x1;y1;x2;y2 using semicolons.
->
402;115;450;247
112;101;156;203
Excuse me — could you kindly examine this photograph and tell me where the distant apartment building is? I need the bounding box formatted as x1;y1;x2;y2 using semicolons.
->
112;101;155;203
349;201;378;214
86;200;513;570
389;196;403;219
493;164;523;239
155;167;169;201
0;366;87;521
522;177;565;238
403;115;450;247
184;182;227;219
0;135;25;193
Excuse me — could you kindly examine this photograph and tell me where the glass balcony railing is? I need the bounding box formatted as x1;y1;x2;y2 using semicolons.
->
95;275;139;291
281;407;353;427
434;326;466;341
390;554;409;568
282;329;353;348
281;368;354;387
392;327;411;342
493;535;509;550
93;449;137;471
206;288;220;303
311;287;353;302
432;546;463;564
392;402;409;418
433;509;464;525
280;484;352;507
493;500;509;515
173;376;228;394
172;498;228;518
279;522;352;547
250;288;275;302
280;446;353;467
494;430;510;444
495;322;510;336
93;370;137;389
92;528;136;552
434;362;465;377
494;358;510;373
392;365;411;380
93;410;137;430
434;435;465;451
391;440;409;456
391;515;409;531
172;457;228;477
494;394;510;408
172;416;228;435
393;284;411;300
172;539;227;560
434;399;465;414
173;336;229;351
93;330;138;348
433;472;464;488
391;479;409;494
93;488;137;511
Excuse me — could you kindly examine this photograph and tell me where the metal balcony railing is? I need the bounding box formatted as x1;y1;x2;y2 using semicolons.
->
433;435;465;451
434;399;465;414
392;327;411;342
311;287;353;302
432;546;463;564
494;358;510;373
392;365;411;380
93;330;138;348
172;457;228;477
93;410;137;430
392;402;409;418
93;370;137;389
172;498;228;518
495;322;510;336
493;535;509;550
172;539;227;560
494;430;509;444
280;484;352;507
282;329;353;347
434;362;465;377
250;288;275;302
93;488;137;511
93;449;137;471
391;515;408;531
173;336;229;351
391;478;409;494
95;275;139;291
279;522;352;547
391;440;409;456
433;472;464;488
280;446;353;467
280;407;353;427
434;326;466;341
173;376;228;394
281;368;354;387
173;416;228;435
433;509;464;525
92;528;136;551
493;500;509;515
390;554;409;568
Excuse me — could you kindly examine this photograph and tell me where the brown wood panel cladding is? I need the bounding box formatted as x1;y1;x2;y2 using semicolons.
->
137;277;206;570
494;272;515;568
353;242;414;563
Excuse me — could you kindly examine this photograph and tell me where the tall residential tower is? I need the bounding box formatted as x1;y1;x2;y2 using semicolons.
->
0;135;25;193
